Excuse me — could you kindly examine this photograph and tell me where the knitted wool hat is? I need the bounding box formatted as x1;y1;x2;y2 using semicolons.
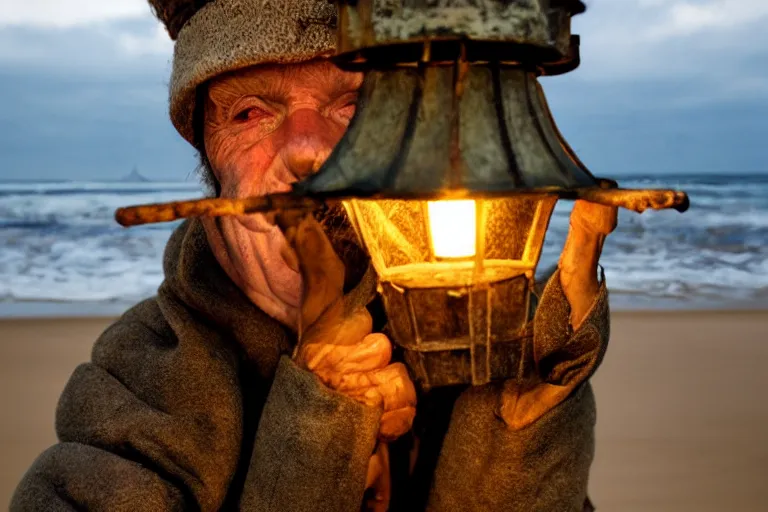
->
149;0;337;145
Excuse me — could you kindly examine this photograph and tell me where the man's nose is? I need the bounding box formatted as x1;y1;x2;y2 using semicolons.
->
279;109;342;180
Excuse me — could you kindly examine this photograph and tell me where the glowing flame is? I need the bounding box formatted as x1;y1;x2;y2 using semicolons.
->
427;200;477;259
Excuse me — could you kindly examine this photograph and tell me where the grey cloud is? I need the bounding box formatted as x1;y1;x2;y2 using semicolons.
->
0;18;172;77
574;0;768;93
542;77;768;176
0;1;149;28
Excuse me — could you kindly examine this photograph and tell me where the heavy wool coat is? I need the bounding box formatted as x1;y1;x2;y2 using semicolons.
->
11;218;609;511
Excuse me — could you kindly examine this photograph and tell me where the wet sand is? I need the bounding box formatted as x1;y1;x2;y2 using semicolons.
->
589;310;768;511
1;312;767;509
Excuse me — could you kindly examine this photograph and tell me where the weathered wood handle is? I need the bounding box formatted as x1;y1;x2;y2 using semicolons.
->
564;179;690;213
115;185;689;227
115;194;321;227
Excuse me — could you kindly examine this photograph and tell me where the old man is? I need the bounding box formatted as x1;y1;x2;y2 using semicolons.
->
12;1;616;511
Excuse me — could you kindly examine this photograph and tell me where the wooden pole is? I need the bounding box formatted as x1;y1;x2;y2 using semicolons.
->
114;188;689;227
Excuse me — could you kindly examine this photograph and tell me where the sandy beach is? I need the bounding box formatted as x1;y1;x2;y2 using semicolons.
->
1;311;767;510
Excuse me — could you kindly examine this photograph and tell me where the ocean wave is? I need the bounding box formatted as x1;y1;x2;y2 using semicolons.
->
0;181;202;195
0;190;203;228
1;178;767;307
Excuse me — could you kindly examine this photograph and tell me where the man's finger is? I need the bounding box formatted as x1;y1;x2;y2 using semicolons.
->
337;333;392;372
303;304;372;348
371;363;418;412
291;215;346;331
365;447;385;490
365;443;391;509
379;407;417;441
298;331;390;377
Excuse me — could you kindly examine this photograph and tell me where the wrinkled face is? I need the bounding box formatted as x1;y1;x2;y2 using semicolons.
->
202;59;363;328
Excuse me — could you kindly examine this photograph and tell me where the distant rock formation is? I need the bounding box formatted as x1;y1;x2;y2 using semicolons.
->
121;167;150;182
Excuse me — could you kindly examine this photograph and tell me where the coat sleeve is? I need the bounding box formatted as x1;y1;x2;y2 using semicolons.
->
426;268;610;512
10;298;244;512
239;356;381;512
499;266;610;430
236;265;384;511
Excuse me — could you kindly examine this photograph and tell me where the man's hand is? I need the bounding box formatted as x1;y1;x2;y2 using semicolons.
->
500;198;616;431
559;199;618;329
283;213;417;443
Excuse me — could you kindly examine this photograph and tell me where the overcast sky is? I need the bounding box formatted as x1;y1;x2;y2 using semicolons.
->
0;0;766;181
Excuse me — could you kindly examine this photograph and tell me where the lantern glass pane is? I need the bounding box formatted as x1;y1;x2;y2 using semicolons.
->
483;197;542;261
344;196;556;289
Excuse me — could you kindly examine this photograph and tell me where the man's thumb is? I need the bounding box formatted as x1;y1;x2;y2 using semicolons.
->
289;214;346;332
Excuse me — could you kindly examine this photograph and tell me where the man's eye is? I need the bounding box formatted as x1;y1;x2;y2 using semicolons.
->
234;107;269;122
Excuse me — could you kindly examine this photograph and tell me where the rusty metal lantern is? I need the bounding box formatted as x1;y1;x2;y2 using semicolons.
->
116;0;689;389
295;64;570;387
289;0;686;388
